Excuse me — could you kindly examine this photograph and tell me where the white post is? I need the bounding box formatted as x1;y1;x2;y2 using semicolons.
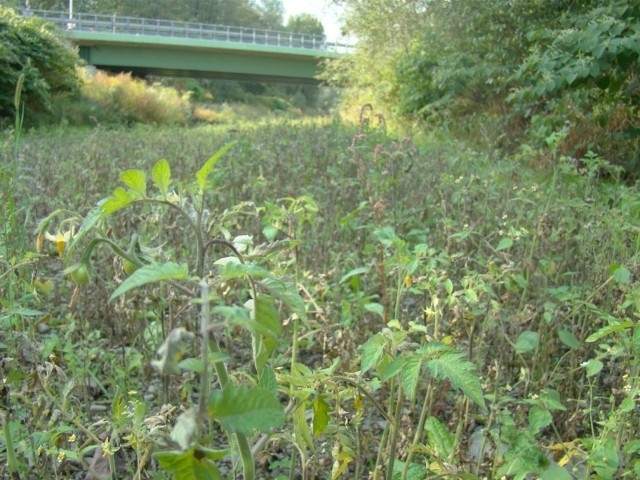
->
69;0;73;19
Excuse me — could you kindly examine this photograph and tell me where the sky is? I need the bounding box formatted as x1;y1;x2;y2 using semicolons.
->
281;0;345;41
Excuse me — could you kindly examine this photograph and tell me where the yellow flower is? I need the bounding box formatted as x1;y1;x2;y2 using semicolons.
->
45;228;75;257
68;434;76;443
167;191;180;203
57;452;65;463
101;437;111;457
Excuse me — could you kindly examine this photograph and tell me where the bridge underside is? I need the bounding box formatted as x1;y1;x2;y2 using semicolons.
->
73;32;331;84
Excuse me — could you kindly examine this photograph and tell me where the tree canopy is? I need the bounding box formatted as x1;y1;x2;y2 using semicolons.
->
19;0;324;33
327;0;639;171
286;13;325;38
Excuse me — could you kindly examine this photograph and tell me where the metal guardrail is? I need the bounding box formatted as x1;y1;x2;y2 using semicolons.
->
27;9;352;53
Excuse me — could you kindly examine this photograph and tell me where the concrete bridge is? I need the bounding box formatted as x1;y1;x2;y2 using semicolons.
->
30;10;350;84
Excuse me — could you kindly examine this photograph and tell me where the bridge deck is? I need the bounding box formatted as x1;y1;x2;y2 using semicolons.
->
28;10;349;83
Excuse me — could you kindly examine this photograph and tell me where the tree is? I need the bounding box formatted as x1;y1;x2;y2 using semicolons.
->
255;0;284;30
329;0;638;172
321;0;427;118
392;1;606;119
286;13;324;38
0;6;81;122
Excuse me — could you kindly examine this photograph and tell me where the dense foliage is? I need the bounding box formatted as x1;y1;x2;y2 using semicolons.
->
1;1;640;479
0;6;81;123
2;116;639;478
330;0;639;173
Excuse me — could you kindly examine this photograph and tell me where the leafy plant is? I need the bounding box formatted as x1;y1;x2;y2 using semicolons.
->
36;144;311;479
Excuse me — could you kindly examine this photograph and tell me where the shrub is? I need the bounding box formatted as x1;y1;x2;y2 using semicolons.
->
0;6;81;124
81;70;191;125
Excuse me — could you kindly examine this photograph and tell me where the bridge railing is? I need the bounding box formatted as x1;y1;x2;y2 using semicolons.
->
27;9;352;52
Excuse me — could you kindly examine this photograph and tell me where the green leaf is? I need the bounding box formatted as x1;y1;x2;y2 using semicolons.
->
109;262;190;301
609;263;631;284
253;295;282;340
623;439;640;455
262;224;278;241
152;159;171;196
515;330;540;354
339;266;369;284
424;416;454;460
557;328;581;350
364;302;385;317
313;395;331;437
590;436;619;478
177;353;230;373
585;321;634;342
294;401;314;453
120;169;147;197
207;384;284;435
423;349;486;408
400;353;422;401
7;307;45;316
444;278;454;295
585;358;603;377
380;354;404;382
195;143;234;194
216;263;308;326
528;405;552;433
250;295;281;374
391;460;427;480
496;237;513;251
360;334;385;374
101;187;134;215
613;266;631;284
373;226;398;248
540;389;566;411
540;466;573;480
259;276;308;327
155;448;223;480
170;409;197;450
177;358;204;373
620;397;635;413
258;365;277;396
232;234;253;253
217;261;271;279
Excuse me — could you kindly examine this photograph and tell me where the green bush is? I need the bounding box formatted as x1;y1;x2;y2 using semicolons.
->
0;7;81;124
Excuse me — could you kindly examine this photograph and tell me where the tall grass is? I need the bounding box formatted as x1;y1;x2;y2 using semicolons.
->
53;70;192;126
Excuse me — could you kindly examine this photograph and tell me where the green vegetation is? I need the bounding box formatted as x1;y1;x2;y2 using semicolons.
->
0;4;332;127
73;71;191;126
1;114;639;478
10;0;325;34
327;0;639;173
1;1;639;479
0;7;81;123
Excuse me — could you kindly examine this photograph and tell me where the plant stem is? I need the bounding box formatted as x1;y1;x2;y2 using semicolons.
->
2;409;20;479
401;377;434;480
373;378;395;480
385;383;404;480
208;321;255;480
198;281;210;424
